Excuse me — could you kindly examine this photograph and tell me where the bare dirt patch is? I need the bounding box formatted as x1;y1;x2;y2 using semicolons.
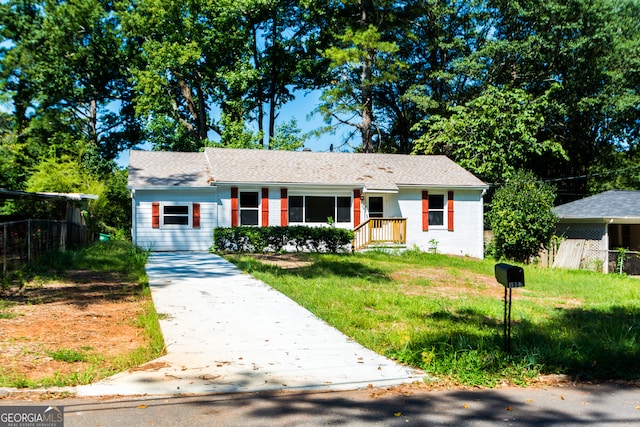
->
391;268;500;297
244;253;314;269
0;272;150;385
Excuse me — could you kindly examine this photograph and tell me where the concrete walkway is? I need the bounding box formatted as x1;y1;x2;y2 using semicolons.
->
77;252;422;396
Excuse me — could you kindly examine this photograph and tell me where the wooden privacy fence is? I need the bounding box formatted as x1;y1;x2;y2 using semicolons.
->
1;219;93;277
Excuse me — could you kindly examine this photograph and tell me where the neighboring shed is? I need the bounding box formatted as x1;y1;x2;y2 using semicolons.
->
0;189;98;275
0;189;97;225
554;190;640;273
128;148;489;256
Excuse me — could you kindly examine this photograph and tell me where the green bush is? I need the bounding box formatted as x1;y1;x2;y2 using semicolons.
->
213;226;354;253
487;170;558;263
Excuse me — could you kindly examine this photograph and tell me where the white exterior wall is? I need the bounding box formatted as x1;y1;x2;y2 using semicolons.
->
132;184;485;257
132;188;217;251
393;188;484;258
217;185;355;229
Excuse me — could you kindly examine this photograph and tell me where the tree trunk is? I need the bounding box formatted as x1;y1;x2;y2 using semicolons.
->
89;98;98;146
251;24;265;147
359;0;375;153
268;12;278;150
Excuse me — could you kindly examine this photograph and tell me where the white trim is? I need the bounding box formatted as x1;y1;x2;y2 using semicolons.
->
239;190;260;226
159;202;193;228
427;192;448;230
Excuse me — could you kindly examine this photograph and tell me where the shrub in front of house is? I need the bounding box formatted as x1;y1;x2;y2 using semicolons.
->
212;226;354;253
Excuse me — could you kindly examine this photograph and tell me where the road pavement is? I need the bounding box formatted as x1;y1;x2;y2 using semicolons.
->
2;381;640;426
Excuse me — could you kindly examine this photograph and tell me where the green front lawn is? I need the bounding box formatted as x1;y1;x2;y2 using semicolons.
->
225;249;640;387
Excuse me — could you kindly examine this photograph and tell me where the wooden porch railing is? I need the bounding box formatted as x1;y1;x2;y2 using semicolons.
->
352;218;407;251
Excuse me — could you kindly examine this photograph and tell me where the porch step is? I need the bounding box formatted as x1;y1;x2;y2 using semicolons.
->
356;243;408;252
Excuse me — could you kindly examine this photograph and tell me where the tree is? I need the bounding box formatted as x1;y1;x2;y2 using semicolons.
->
487;170;558;263
413;86;566;184
374;0;490;154
244;0;313;149
0;0;43;140
36;0;141;163
269;118;305;150
119;0;247;150
316;0;405;153
474;0;640;198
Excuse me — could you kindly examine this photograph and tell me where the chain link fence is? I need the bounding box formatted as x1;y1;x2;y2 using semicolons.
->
1;219;94;277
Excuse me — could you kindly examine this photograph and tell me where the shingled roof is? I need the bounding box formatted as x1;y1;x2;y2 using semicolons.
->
554;190;640;220
128;148;487;190
128;151;212;188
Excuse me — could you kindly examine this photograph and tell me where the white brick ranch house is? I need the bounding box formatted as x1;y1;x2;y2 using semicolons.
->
127;148;489;257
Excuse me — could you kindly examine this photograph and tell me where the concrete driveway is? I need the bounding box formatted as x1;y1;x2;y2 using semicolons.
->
77;252;422;396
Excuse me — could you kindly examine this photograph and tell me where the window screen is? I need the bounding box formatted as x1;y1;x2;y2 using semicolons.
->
428;194;444;226
289;196;303;223
163;205;189;225
337;197;351;222
305;196;335;223
368;197;383;218
240;192;259;226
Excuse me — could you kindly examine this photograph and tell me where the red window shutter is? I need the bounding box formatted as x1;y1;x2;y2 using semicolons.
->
152;202;160;229
422;191;429;231
280;188;288;226
231;187;239;227
261;188;269;227
353;189;361;227
447;191;454;232
193;203;201;228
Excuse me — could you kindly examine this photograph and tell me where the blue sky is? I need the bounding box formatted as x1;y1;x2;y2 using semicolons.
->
116;90;339;168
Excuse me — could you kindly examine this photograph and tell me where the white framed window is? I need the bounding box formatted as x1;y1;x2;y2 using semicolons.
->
158;202;192;227
368;196;384;218
240;191;259;226
428;194;445;227
288;195;351;224
152;202;201;229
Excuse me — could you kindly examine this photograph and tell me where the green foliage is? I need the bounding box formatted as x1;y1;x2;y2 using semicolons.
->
487;170;558;263
413;86;567;184
217;110;264;149
120;0;247;147
320;22;404;151
470;0;640;193
25;241;149;284
2;0;640;204
89;168;132;236
269;118;305;151
47;348;87;363
25;157;100;195
213;226;354;253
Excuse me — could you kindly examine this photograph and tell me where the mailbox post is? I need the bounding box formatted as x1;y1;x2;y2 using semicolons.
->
494;263;525;353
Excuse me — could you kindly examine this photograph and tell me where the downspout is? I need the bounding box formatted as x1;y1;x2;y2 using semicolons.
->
130;189;136;246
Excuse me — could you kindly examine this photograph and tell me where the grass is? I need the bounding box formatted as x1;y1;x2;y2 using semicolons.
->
225;249;640;387
0;240;165;389
46;348;87;363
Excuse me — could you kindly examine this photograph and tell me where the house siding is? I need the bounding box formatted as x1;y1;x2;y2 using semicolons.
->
133;189;217;251
359;188;484;258
217;185;356;229
396;188;484;258
132;185;484;257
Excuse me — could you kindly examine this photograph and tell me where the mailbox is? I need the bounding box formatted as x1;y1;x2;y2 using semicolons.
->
495;263;525;288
